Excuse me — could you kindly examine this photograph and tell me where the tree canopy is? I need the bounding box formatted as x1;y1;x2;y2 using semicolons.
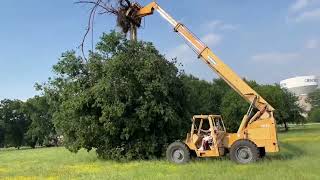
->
308;89;320;108
308;108;320;122
181;75;228;116
22;96;56;148
0;97;56;149
41;31;190;160
307;89;320;122
0;99;29;148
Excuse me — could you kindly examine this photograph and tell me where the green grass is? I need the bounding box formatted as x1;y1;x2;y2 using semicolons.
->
1;124;320;180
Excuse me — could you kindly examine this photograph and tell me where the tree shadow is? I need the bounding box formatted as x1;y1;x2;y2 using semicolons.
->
191;142;305;163
281;127;319;134
264;142;305;161
0;146;54;152
0;147;31;152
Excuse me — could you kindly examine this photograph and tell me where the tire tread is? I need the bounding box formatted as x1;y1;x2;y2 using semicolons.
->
230;140;259;164
166;141;190;164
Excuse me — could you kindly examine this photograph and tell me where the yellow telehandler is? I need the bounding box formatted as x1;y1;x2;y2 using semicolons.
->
124;2;279;164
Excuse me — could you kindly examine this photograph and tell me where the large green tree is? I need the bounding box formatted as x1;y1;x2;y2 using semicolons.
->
308;89;320;108
41;31;190;160
22;96;55;148
0;117;4;147
308;108;320;122
307;89;320;122
220;82;304;132
220;90;249;132
220;80;259;132
0;99;29;148
181;75;228;116
258;85;304;130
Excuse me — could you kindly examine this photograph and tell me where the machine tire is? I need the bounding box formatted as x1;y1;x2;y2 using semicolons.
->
166;141;190;164
230;140;259;164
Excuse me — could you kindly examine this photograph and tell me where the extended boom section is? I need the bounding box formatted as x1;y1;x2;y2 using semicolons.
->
126;1;279;164
134;2;274;114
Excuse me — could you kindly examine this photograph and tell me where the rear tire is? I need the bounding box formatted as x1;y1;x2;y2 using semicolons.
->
166;141;190;164
230;140;259;164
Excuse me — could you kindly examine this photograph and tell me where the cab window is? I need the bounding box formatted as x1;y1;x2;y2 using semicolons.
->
214;118;225;131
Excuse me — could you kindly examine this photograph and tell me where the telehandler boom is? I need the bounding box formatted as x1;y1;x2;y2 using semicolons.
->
125;2;279;164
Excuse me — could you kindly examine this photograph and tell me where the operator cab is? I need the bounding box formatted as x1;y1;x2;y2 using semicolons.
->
189;115;226;153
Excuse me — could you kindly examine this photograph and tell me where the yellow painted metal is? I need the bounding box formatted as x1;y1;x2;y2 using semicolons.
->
135;2;157;17
133;2;280;157
187;115;279;156
186;115;222;157
223;113;279;152
237;115;249;134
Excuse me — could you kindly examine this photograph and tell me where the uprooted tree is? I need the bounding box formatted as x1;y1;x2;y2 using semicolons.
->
40;31;190;160
77;0;142;60
77;0;137;35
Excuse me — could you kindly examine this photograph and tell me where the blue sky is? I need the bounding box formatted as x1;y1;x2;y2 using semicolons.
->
0;0;320;100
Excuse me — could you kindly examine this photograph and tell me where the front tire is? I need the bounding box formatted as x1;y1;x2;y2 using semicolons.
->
230;140;259;164
166;141;190;164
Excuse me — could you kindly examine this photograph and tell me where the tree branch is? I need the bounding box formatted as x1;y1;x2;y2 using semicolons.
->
76;0;135;60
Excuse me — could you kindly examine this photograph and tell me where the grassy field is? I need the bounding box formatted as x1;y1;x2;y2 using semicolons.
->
0;124;320;180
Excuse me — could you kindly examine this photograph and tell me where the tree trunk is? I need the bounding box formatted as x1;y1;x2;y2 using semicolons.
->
284;122;289;131
130;23;137;41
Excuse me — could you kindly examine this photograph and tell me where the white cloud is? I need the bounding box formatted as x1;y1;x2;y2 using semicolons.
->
288;0;320;22
204;20;237;31
165;33;223;81
295;8;320;22
202;33;222;47
167;33;222;63
251;52;301;64
168;44;191;62
290;0;312;12
305;39;319;49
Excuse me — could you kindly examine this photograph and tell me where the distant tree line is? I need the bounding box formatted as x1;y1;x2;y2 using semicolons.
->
308;90;320;123
0;31;307;160
0;96;56;148
181;75;305;132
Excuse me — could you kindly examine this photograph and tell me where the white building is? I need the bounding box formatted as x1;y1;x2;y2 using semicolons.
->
280;75;319;96
280;75;319;113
